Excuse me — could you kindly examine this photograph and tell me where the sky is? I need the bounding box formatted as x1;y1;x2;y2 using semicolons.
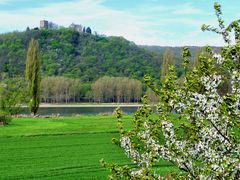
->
0;0;239;46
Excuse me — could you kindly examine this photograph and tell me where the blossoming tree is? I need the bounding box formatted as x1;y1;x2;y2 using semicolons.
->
101;3;240;179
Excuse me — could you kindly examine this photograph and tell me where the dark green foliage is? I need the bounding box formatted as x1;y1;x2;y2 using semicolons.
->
0;29;223;85
26;39;41;115
0;111;11;125
0;28;160;82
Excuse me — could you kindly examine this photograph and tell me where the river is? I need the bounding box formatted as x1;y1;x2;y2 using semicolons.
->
22;105;142;116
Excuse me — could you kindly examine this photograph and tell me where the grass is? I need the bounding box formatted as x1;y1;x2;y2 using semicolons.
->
0;115;178;179
0;116;132;137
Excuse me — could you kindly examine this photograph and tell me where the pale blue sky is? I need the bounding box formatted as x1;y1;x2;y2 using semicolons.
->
0;0;239;46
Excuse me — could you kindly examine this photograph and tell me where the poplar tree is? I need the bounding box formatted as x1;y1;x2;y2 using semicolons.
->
26;39;41;115
161;48;174;82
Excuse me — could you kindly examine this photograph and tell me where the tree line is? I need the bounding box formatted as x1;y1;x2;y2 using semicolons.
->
91;76;142;103
40;76;143;103
41;76;82;103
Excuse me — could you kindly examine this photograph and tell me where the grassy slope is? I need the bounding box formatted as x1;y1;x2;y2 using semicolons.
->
0;116;177;179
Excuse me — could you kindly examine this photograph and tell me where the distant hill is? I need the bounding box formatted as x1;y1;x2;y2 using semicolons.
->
140;45;221;57
0;28;162;82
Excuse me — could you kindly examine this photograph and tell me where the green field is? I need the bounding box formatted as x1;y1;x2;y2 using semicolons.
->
0;115;177;179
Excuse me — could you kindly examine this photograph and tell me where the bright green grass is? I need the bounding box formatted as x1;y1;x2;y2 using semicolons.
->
0;115;178;179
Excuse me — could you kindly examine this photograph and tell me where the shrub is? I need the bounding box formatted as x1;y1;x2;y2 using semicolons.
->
0;77;27;115
0;111;11;126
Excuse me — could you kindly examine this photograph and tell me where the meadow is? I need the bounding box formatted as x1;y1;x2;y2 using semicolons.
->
0;115;177;179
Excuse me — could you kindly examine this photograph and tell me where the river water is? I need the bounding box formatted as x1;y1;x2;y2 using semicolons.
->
22;106;140;116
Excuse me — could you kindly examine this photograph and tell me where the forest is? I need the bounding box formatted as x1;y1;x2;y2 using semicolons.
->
0;28;210;103
0;28;162;81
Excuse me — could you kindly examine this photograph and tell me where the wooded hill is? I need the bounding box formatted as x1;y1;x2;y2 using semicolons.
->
0;28;215;82
0;28;162;82
141;45;220;58
0;28;215;103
